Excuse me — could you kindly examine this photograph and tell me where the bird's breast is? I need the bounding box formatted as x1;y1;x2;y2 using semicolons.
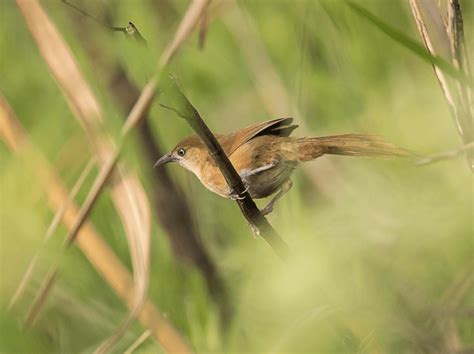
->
197;140;297;199
198;163;233;198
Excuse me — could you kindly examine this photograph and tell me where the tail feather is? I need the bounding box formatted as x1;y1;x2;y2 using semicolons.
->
294;134;411;162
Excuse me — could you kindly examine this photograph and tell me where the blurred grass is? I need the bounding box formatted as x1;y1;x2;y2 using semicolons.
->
1;0;473;353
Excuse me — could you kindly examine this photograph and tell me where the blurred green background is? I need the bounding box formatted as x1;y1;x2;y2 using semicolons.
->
1;0;472;353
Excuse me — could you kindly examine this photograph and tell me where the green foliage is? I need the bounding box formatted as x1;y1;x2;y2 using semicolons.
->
346;0;472;86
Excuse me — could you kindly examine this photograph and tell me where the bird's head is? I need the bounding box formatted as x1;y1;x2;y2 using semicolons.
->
154;135;207;177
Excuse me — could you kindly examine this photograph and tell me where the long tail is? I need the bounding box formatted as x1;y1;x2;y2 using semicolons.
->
294;134;411;162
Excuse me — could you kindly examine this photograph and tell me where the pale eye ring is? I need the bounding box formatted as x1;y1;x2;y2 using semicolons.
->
177;148;186;157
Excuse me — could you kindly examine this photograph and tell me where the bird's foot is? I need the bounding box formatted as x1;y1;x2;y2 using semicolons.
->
229;186;250;201
258;179;292;216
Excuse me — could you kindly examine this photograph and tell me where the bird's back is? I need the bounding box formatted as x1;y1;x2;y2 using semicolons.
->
199;119;299;199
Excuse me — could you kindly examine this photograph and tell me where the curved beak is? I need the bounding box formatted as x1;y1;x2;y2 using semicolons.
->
153;154;176;168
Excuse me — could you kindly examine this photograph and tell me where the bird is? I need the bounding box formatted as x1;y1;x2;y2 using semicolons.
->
154;118;409;215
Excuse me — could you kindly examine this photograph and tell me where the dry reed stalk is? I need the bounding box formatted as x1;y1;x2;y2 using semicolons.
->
409;0;473;170
0;95;193;353
15;1;152;351
14;0;211;350
62;0;228;319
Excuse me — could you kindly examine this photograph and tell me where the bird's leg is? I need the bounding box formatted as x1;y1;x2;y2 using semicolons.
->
260;179;293;216
240;162;278;183
229;161;278;200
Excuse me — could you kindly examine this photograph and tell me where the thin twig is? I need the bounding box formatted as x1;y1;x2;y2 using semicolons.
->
415;142;474;165
25;268;58;326
124;330;152;354
161;78;289;260
62;0;147;42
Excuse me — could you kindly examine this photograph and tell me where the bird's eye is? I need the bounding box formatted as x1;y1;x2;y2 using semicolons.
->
177;148;186;157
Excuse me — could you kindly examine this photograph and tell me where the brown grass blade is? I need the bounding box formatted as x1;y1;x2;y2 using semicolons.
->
0;95;193;353
25;268;58;326
124;329;152;354
409;0;458;124
94;169;151;354
15;0;151;349
409;0;473;170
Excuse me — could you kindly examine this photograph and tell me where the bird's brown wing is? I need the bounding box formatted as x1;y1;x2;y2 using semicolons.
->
219;118;298;156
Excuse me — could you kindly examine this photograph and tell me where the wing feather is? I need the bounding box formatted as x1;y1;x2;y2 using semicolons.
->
219;118;297;155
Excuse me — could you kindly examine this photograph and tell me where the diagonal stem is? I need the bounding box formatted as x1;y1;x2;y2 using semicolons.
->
162;78;289;260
